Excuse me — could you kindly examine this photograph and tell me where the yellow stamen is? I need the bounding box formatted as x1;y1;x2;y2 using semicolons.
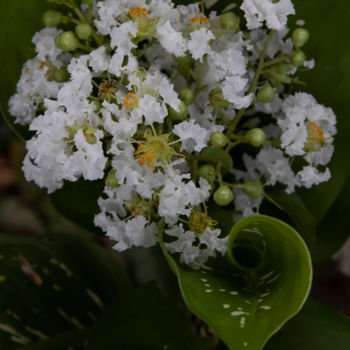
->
123;92;138;110
129;7;150;19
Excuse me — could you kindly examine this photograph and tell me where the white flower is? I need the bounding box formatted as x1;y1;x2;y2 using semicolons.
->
221;75;253;109
297;165;331;188
156;20;186;57
173;120;208;153
278;93;336;165
188;28;215;62
256;146;299;193
89;46;110;72
133;94;167;125
241;0;295;30
110;21;138;54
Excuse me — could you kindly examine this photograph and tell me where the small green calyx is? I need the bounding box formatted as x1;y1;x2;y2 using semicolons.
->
106;169;120;188
210;132;228;149
220;12;239;31
43;10;62;27
245;128;266;148
75;23;93;40
168;102;188;122
179;88;195;105
52;66;70;82
291;50;306;67
124;196;154;218
292;28;310;48
134;129;182;170
188;210;217;237
197;164;216;186
242;180;264;199
263;63;293;86
65;119;97;145
213;185;233;206
257;85;275;103
209;88;229;109
56;31;80;52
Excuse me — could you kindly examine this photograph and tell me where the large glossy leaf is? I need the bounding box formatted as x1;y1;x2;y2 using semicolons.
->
85;282;205;350
50;179;105;235
266;191;316;247
159;215;312;350
0;233;131;349
291;0;350;222
265;298;350;350
310;177;350;264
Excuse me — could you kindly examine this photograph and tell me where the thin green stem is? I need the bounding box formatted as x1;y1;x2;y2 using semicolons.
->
225;29;276;139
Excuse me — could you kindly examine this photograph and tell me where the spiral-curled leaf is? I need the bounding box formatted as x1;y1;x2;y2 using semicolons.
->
159;215;312;350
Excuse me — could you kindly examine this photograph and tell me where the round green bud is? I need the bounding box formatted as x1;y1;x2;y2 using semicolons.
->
213;185;233;206
198;164;216;185
58;31;80;52
52;66;69;82
106;169;120;188
209;88;229;109
55;34;62;48
245;128;266;148
168;102;188;122
291;50;306;67
242;180;264;199
75;23;92;40
210;132;228;149
178;88;195;105
292;28;310;48
43;10;62;27
220;12;239;31
257;85;275;103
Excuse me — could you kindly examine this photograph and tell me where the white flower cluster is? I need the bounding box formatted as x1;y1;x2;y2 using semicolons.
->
9;0;336;268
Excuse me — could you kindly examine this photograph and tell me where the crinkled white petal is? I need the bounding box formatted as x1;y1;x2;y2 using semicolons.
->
241;0;295;30
188;28;215;62
173;120;208;152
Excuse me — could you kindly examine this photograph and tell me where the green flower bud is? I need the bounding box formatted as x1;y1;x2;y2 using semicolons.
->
210;132;228;149
179;88;195;105
245;128;266;148
257;85;275;103
43;10;62;27
209;88;229;109
198;164;216;186
75;23;92;40
291;50;306;67
220;12;239;31
242;180;264;199
58;31;80;52
292;28;310;48
213;185;233;206
106;169;120;188
52;66;70;82
168;102;188;122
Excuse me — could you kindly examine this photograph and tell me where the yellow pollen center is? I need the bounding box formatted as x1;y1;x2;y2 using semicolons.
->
307;121;325;143
129;7;150;19
123;92;138;110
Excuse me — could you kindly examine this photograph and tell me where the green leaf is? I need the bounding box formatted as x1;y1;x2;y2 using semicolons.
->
50;179;105;235
0;0;53;141
310;177;350;264
265;298;350;350
291;0;350;221
266;191;316;247
85;282;205;350
159;215;312;350
0;233;131;349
